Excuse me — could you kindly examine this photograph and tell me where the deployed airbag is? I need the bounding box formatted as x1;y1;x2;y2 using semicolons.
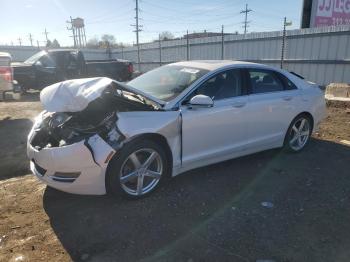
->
40;77;114;112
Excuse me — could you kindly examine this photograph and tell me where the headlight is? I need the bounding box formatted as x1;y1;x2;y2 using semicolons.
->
32;111;45;130
49;113;71;128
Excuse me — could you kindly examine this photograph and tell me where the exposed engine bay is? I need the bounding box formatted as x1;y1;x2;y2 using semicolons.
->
30;80;161;150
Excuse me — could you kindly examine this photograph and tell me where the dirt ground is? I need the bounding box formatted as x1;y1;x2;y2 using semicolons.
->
0;93;350;262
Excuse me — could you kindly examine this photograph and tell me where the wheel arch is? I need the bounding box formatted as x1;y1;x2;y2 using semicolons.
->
294;111;314;131
109;132;174;173
105;132;173;197
132;133;173;169
284;111;314;146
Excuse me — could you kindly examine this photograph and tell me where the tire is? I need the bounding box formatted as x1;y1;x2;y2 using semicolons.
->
284;114;312;153
106;139;169;199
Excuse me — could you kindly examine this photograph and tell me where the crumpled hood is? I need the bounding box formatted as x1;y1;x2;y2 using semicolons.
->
40;77;114;112
40;77;165;112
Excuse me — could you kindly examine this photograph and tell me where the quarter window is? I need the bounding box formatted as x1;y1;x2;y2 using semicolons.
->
192;69;243;100
248;69;284;94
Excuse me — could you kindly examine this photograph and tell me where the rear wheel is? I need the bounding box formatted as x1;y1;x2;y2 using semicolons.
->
284;115;312;152
106;139;168;199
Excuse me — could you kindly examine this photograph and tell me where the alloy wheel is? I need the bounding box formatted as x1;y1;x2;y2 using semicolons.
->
289;117;310;151
119;148;163;196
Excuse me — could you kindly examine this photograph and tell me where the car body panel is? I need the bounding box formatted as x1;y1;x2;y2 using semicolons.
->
180;95;250;167
116;111;182;172
244;89;303;149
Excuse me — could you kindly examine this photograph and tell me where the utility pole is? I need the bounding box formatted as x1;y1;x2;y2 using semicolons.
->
121;44;124;59
67;17;76;47
281;17;292;69
37;40;40;49
43;28;49;44
221;25;224;60
186;30;189;60
17;37;22;46
240;4;252;35
131;0;142;71
28;33;33;46
159;33;162;66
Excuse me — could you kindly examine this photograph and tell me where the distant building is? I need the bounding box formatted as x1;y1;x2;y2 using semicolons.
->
301;0;350;28
183;30;238;39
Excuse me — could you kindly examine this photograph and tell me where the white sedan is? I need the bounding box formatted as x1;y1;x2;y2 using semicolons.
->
27;61;326;198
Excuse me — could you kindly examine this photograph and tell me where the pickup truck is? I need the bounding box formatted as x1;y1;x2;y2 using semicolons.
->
12;49;133;91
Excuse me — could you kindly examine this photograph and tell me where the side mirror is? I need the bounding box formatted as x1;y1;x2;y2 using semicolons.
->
188;94;213;108
35;61;43;67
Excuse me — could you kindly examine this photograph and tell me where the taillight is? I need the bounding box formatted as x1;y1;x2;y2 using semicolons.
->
127;63;133;73
0;66;13;83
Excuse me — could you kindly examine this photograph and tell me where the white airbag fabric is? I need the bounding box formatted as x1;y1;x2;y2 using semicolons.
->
40;77;113;112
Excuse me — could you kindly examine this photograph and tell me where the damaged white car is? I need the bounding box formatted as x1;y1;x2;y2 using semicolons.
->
27;61;325;198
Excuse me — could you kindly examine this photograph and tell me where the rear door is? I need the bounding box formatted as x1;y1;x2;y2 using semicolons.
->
244;68;301;148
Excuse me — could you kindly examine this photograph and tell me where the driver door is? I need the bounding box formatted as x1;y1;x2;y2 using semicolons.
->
35;54;57;88
180;69;249;169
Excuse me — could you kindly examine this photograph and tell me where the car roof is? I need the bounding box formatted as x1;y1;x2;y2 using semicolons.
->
47;49;78;53
0;52;11;58
171;60;260;71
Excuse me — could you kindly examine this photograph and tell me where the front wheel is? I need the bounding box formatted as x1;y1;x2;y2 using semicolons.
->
284;115;312;152
106;139;169;199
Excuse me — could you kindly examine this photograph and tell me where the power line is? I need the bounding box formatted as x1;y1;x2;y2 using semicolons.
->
142;0;242;17
240;4;252;35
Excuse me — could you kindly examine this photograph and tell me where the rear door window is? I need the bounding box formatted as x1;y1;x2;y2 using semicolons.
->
248;69;284;94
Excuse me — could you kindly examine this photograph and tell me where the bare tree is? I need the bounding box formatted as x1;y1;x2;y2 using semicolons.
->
52;39;60;48
101;34;116;44
159;31;174;41
46;39;52;47
86;37;99;48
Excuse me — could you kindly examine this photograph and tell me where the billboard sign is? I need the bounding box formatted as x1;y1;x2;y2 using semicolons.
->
314;0;350;27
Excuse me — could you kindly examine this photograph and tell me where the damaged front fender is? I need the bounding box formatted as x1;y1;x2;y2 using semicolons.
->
115;111;182;174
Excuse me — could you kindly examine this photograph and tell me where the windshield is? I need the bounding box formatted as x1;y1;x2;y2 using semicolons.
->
24;51;47;64
127;65;208;102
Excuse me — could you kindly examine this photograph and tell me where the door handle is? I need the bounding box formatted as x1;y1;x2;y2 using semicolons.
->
231;102;246;108
282;96;293;101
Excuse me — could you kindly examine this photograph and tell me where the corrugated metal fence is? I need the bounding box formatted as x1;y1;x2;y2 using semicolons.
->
1;25;349;86
113;25;350;86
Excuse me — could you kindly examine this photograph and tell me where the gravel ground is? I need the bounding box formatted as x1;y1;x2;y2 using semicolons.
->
0;94;349;262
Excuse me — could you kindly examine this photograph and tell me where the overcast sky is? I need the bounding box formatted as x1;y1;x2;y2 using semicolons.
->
0;0;303;47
